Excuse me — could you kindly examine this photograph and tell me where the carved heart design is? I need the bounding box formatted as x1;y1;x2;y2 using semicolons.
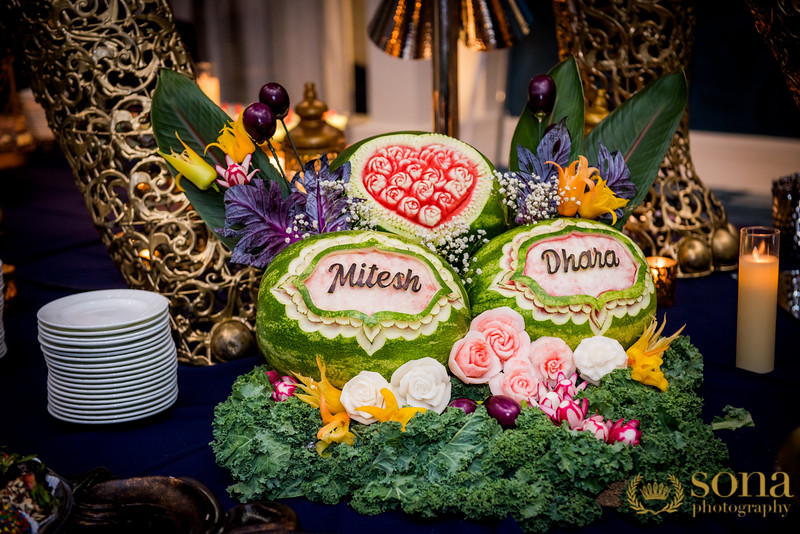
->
361;144;479;228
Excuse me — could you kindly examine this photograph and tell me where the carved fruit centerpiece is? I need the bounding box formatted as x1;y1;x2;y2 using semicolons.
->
257;231;471;387
468;218;656;349
340;132;506;268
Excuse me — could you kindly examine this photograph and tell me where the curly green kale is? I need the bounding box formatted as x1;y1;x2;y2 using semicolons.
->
211;336;731;532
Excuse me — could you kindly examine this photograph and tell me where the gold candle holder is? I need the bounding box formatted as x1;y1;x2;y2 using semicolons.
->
646;256;678;307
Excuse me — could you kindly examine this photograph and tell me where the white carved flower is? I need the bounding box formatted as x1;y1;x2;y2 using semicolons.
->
572;336;628;385
340;371;391;424
391;357;452;413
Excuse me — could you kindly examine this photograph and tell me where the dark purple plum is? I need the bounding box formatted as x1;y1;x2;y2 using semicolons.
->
242;102;276;143
528;74;556;117
447;398;478;414
485;395;521;429
259;82;291;119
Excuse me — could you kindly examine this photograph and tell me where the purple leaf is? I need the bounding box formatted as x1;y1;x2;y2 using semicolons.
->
220;179;305;268
292;155;355;234
596;144;635;200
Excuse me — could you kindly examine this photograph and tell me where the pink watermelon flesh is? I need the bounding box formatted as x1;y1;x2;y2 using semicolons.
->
360;144;479;229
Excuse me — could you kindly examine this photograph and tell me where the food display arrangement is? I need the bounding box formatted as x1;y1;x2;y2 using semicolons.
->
144;56;741;531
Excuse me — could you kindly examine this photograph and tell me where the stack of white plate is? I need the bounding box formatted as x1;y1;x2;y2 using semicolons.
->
37;289;178;424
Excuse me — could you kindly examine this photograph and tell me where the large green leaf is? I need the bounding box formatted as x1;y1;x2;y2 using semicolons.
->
584;70;688;229
508;56;585;171
151;69;286;249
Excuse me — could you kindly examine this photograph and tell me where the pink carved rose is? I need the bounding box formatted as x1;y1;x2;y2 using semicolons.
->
365;173;387;195
449;331;503;384
367;155;393;175
379;185;406;207
417;204;443;227
470;307;526;335
529;337;576;387
397;196;421;219
410;179;435;202
488;358;540;405
390;171;413;191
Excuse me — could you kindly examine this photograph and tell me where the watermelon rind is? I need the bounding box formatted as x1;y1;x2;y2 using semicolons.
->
256;230;472;387
343;132;507;251
466;218;656;349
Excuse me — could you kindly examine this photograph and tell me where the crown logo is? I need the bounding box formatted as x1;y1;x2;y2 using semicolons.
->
640;481;671;501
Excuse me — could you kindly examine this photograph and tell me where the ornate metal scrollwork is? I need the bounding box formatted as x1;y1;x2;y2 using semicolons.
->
2;0;259;364
552;0;737;276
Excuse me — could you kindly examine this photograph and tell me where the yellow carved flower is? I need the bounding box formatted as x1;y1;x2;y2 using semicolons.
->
551;155;629;223
315;396;355;457
357;388;426;431
577;177;629;224
626;316;685;392
205;114;255;164
158;133;217;191
292;356;345;415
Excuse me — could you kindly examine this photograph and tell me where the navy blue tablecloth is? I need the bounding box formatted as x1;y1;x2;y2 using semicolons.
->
1;151;798;533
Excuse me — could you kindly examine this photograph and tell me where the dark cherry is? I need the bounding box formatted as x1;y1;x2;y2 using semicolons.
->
259;82;291;120
527;74;556;117
242;102;276;143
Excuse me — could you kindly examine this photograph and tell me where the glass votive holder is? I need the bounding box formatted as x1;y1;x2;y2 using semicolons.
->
736;226;780;373
646;256;678;307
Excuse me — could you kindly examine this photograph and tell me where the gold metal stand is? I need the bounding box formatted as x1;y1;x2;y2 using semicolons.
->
552;0;738;276
1;0;257;364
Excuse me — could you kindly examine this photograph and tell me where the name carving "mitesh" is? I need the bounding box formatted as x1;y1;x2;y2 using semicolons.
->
541;248;620;274
327;263;423;293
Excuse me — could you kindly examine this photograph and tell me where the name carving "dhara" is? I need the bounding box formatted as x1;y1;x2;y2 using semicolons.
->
327;263;423;293
541;248;620;274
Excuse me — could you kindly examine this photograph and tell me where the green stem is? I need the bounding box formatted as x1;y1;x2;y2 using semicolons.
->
281;118;304;172
265;141;286;182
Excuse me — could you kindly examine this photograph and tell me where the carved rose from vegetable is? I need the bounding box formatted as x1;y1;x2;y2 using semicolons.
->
449;331;503;384
390;357;451;413
529;337;576;386
488;358;540;405
572;336;628;385
469;307;529;362
340;371;391;424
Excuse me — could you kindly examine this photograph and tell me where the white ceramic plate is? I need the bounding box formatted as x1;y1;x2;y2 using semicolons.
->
42;341;176;371
38;323;172;355
47;385;178;416
47;373;177;402
46;361;176;391
37;289;168;331
48;378;177;408
37;308;169;338
47;388;178;424
37;318;169;347
45;346;176;378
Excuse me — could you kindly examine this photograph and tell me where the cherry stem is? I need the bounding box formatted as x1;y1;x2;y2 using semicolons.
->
281;118;304;173
264;140;286;182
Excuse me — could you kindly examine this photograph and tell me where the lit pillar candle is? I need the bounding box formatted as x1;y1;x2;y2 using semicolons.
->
736;227;780;373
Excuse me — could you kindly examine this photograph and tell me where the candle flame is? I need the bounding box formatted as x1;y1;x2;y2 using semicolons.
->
752;246;760;261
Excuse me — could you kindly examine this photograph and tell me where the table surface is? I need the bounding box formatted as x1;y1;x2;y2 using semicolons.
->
1;151;799;533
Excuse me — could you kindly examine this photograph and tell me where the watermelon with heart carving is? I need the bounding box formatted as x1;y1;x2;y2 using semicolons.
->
340;132;507;256
467;218;657;349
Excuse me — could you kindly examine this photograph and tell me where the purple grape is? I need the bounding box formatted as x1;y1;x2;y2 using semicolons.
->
485;395;521;429
528;74;556;117
242;102;276;143
448;398;478;414
259;82;291;119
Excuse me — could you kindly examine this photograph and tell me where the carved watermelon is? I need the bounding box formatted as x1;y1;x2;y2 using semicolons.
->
341;132;506;248
467;218;656;349
256;230;471;387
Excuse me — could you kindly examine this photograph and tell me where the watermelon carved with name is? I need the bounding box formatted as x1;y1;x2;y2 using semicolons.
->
257;231;471;387
467;218;656;349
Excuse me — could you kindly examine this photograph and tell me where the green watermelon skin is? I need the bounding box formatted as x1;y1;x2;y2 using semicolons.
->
256;230;471;387
343;132;507;245
467;219;657;350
